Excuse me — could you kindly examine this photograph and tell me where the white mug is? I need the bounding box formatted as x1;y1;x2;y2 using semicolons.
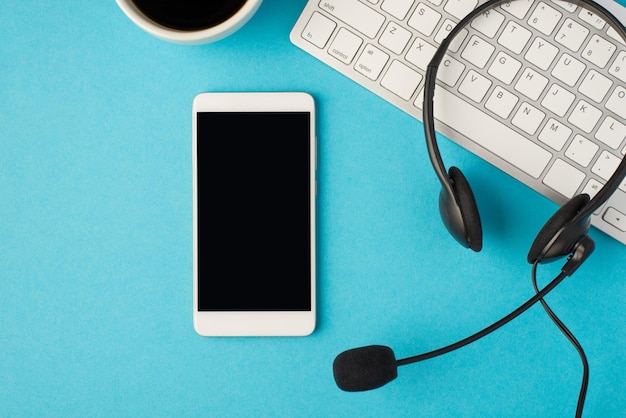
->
115;0;263;44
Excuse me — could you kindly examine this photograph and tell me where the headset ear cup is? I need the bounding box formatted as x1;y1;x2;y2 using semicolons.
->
448;167;483;252
527;194;591;264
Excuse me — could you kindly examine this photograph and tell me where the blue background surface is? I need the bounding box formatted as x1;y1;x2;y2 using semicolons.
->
1;1;625;416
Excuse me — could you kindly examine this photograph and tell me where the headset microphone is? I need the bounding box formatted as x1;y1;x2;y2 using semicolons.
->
333;236;595;392
333;345;397;392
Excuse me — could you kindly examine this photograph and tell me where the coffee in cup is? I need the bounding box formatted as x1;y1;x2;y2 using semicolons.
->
116;0;263;44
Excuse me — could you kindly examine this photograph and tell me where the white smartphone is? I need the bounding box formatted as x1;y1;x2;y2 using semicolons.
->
192;92;316;336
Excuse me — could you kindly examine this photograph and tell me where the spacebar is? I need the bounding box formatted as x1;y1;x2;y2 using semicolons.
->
433;89;552;178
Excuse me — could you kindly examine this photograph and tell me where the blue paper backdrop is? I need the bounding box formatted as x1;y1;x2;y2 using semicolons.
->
1;1;625;416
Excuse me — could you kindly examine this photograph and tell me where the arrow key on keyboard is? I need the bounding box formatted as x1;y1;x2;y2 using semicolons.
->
603;207;626;231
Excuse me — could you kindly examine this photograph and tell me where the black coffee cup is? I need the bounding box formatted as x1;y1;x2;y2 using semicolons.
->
116;0;263;44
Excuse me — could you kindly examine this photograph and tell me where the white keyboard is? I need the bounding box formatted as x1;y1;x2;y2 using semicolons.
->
290;0;626;245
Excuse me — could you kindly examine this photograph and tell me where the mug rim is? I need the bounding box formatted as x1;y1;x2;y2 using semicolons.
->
115;0;263;44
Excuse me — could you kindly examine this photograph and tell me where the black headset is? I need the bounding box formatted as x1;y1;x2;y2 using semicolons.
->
333;0;626;415
424;0;626;263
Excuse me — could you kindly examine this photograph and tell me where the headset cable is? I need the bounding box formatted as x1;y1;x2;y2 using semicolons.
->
532;260;589;418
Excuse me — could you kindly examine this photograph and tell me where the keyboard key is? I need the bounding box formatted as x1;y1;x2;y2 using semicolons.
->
488;51;522;84
582;178;604;199
381;0;415;20
470;8;505;38
436;55;465;87
596;116;626;149
582;35;617;68
355;44;389;80
541;83;573;119
379;21;412;54
551;53;585;86
320;0;385;38
515;67;549;101
578;8;606;30
444;0;478;20
498;21;532;54
301;12;336;48
512;102;546;135
406;38;436;70
328;28;363;64
434;19;455;44
544;159;585;198
551;1;577;13
605;86;626;119
459;70;492;102
568;100;602;133
603;207;626;232
433;89;552;178
381;60;423;100
592;150;621;181
528;2;562;36
555;18;589;52
500;0;534;19
435;20;467;52
524;37;559;70
486;86;519;119
578;70;612;103
539;118;572;151
607;26;626;46
408;3;441;37
608;51;626;83
462;35;495;68
565;134;599;167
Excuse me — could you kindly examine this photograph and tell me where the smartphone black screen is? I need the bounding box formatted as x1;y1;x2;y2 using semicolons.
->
196;111;312;311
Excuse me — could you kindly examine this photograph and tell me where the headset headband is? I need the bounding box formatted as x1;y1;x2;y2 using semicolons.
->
423;0;626;224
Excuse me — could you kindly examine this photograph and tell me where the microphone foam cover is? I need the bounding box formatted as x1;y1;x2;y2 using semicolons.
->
333;345;398;392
